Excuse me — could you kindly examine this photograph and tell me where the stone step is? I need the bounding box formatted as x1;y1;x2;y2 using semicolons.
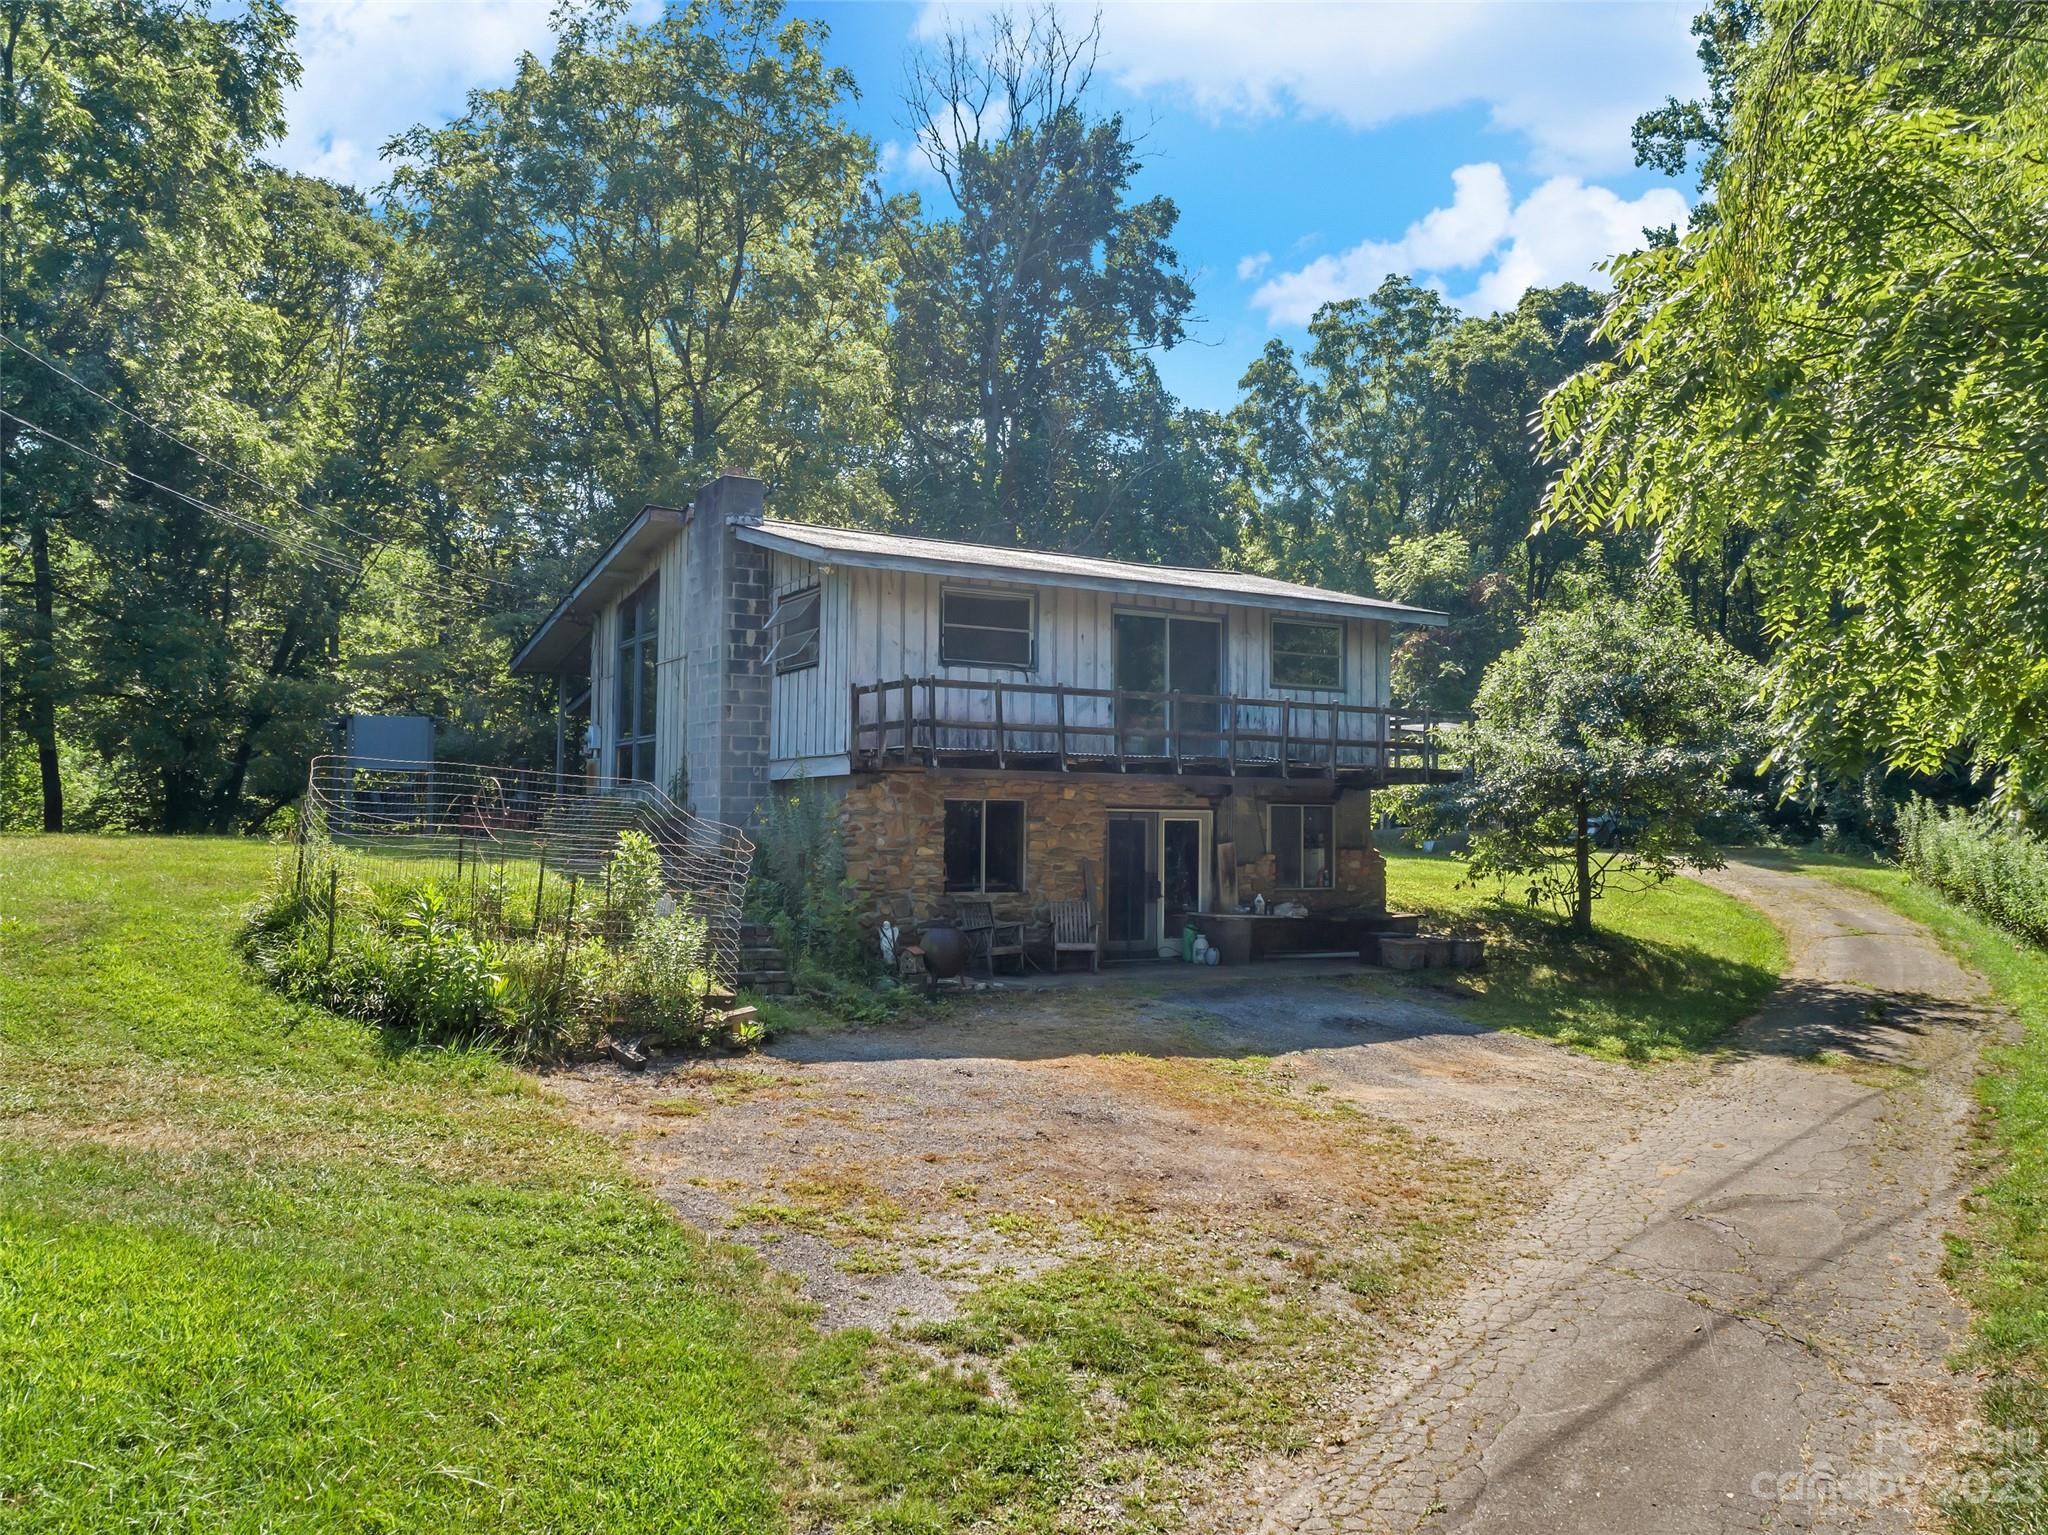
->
744;978;794;997
739;967;789;984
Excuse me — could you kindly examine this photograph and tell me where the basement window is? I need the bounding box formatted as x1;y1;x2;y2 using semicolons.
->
1271;804;1333;890
943;799;1025;893
940;588;1036;670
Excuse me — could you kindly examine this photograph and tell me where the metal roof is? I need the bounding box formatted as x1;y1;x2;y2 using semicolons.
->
736;520;1448;626
508;505;686;675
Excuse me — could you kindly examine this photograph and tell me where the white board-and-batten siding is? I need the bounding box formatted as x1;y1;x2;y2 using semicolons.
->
765;561;1392;769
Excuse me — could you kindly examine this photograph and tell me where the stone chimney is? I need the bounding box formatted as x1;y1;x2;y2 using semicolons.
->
682;473;771;828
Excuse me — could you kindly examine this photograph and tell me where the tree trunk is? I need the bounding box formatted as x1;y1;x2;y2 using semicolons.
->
28;519;63;832
1572;797;1593;935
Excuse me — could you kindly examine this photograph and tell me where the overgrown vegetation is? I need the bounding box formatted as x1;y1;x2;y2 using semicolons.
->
1897;799;2048;950
240;827;743;1057
746;787;909;1025
1777;853;2048;1535
1380;845;1785;1060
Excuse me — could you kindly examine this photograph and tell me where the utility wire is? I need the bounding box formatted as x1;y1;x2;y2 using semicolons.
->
0;330;527;597
1;406;511;618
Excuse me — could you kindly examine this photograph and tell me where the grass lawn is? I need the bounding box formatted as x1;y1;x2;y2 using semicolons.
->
0;836;1496;1533
1379;845;1787;1061
1760;851;2048;1535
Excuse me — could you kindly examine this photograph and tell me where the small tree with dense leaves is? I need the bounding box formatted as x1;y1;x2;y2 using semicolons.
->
1415;601;1756;934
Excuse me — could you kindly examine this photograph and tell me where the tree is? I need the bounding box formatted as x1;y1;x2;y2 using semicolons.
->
1;0;296;829
1414;600;1756;934
885;6;1205;556
1543;0;2048;817
388;0;894;526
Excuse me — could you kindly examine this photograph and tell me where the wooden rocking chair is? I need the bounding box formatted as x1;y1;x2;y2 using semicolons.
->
1051;858;1101;972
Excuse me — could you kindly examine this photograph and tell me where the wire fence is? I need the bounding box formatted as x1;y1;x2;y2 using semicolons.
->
295;757;754;1022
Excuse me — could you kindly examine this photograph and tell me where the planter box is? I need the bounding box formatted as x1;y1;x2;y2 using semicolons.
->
1448;937;1487;969
1425;936;1452;967
1378;935;1431;971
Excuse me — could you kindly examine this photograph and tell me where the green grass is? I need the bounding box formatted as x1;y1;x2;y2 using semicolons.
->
1381;846;1787;1060
1763;851;2048;1535
0;836;1479;1534
0;836;802;1532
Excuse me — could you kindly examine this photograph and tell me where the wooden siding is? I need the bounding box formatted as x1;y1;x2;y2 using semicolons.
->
770;565;1391;766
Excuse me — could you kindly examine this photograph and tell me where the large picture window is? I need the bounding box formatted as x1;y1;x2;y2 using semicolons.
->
940;588;1036;669
943;799;1025;893
614;577;658;782
1271;804;1334;889
1271;619;1343;691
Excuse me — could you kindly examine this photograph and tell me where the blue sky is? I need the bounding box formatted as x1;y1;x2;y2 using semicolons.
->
276;1;1705;409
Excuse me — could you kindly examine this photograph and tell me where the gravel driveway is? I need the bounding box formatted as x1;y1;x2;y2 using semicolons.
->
1224;856;1995;1534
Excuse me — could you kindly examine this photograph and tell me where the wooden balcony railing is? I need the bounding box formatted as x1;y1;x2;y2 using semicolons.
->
849;677;1464;783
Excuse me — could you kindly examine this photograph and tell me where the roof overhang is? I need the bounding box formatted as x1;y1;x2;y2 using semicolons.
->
509;505;687;675
734;524;1447;627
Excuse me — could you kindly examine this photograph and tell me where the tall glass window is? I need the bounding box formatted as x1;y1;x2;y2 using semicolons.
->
614;577;658;782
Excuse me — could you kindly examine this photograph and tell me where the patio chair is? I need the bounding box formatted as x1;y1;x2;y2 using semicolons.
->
956;898;1025;978
1050;898;1100;972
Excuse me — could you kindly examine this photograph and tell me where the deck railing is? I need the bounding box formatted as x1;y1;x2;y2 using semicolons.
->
849;677;1464;783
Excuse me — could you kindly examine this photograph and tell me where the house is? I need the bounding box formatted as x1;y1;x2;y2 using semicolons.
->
510;473;1454;961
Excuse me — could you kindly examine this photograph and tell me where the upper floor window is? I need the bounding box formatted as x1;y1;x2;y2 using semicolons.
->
1271;619;1342;691
614;576;658;782
940;588;1036;669
766;585;820;674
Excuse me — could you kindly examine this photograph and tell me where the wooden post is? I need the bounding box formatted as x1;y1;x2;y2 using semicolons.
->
1279;701;1291;779
324;867;338;968
1327;705;1339;778
1226;699;1238;777
1114;690;1127;772
993;680;1007;767
558;875;579;988
532;853;547;936
849;682;861;765
1055;685;1069;771
924;677;938;767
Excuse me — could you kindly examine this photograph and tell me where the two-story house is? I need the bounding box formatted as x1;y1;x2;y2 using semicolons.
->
510;474;1453;960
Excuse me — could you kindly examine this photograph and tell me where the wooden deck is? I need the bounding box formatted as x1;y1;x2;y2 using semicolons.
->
850;677;1464;785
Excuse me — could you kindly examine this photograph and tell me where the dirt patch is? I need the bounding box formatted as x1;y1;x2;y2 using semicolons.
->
549;974;1674;1333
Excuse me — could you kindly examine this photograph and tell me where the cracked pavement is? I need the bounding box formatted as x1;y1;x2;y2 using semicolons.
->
1222;856;1996;1534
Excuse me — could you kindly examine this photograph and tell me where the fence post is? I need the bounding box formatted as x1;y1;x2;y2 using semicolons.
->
558;875;580;990
324;867;338;968
532;853;547;937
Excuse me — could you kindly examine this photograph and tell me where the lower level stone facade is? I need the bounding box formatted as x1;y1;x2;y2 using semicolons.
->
832;770;1385;936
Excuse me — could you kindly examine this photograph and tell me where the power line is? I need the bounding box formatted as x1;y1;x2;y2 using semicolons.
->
0;405;509;618
0;330;527;597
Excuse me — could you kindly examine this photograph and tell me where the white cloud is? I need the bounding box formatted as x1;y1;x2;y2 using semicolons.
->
277;0;565;191
1236;250;1272;282
919;1;1699;178
1250;163;1687;325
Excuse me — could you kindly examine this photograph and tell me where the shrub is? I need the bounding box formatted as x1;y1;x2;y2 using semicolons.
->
1897;799;2048;949
748;785;864;969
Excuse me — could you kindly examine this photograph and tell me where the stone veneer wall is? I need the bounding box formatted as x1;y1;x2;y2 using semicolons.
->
836;772;1384;931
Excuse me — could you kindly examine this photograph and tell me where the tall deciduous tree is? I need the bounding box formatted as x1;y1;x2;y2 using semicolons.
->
1544;0;2048;815
1;0;299;829
886;6;1205;557
388;0;894;530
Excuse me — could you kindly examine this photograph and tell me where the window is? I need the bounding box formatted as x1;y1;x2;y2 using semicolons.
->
940;588;1036;669
1271;619;1343;691
1271;804;1334;889
943;799;1025;892
766;584;820;673
614;576;658;782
